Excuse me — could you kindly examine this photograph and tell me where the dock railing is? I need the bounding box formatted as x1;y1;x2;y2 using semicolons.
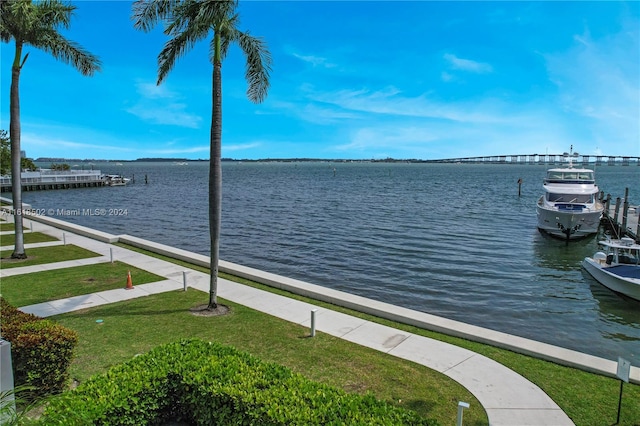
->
0;169;103;188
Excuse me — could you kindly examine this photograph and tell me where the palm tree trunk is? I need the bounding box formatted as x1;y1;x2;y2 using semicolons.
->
208;34;223;309
10;41;26;259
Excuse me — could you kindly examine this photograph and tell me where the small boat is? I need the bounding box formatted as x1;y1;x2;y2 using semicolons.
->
103;174;130;186
536;147;604;240
582;237;640;301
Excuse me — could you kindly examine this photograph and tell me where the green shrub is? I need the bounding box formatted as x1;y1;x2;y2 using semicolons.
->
40;339;438;425
0;298;78;400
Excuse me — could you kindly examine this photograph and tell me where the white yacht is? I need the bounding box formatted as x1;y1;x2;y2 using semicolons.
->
536;149;603;240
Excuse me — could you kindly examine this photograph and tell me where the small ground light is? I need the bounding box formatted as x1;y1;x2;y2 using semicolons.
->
456;401;469;426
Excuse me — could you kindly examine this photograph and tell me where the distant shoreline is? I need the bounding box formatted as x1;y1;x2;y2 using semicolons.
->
33;155;640;166
34;157;439;164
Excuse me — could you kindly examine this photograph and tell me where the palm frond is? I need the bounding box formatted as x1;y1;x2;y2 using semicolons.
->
0;0;101;75
131;0;179;32
195;0;237;27
163;0;203;37
35;0;75;30
216;13;239;61
33;30;102;76
157;18;210;83
236;31;271;103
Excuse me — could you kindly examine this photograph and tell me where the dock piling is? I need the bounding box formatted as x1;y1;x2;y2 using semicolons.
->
622;188;629;233
614;197;622;224
602;188;639;241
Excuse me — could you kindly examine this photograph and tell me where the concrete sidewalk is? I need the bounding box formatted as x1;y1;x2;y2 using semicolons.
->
4;216;575;425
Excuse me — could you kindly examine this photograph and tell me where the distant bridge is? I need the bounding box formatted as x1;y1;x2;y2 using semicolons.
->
428;154;640;166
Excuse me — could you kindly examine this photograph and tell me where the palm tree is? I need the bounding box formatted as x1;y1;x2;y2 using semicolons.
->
133;0;271;310
0;0;101;259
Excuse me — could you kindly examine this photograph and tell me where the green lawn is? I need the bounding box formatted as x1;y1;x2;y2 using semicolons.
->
0;222;19;231
0;244;101;269
54;290;487;425
0;231;58;247
1;261;166;307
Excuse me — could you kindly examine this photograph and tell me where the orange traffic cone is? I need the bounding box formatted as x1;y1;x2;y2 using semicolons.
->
125;271;134;290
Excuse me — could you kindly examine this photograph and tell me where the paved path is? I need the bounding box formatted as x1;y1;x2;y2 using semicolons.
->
3;217;575;425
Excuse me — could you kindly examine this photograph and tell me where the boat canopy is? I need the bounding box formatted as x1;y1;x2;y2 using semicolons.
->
599;237;640;251
542;183;599;195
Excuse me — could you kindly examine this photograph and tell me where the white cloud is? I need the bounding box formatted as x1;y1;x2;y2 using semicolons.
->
309;87;508;124
224;142;262;152
444;53;493;73
126;103;201;129
291;52;336;68
134;81;175;99
545;17;640;155
126;80;202;129
440;71;455;82
270;99;361;124
24;132;136;153
149;146;209;154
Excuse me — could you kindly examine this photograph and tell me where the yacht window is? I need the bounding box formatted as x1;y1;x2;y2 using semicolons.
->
547;193;593;203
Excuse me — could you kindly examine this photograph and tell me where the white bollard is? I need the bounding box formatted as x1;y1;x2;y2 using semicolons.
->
310;309;318;337
62;232;66;245
110;247;113;263
183;271;188;291
456;401;470;426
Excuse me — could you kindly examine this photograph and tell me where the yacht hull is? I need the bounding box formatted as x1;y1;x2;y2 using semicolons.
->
536;204;602;239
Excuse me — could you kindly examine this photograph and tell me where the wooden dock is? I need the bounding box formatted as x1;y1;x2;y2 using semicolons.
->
601;188;640;241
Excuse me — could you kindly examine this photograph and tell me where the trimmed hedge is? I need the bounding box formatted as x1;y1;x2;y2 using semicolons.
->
40;339;438;425
0;297;78;399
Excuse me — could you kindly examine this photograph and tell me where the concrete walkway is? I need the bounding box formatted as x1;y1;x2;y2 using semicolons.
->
2;216;575;425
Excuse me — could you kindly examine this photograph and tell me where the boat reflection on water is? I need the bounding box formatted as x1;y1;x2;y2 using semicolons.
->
532;231;597;271
581;269;640;334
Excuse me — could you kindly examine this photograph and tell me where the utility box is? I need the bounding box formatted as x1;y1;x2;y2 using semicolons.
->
1;338;16;422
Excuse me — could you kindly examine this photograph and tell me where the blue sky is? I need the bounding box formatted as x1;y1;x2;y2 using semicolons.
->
1;1;639;161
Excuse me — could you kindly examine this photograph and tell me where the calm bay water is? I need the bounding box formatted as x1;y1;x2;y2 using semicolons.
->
23;161;640;363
